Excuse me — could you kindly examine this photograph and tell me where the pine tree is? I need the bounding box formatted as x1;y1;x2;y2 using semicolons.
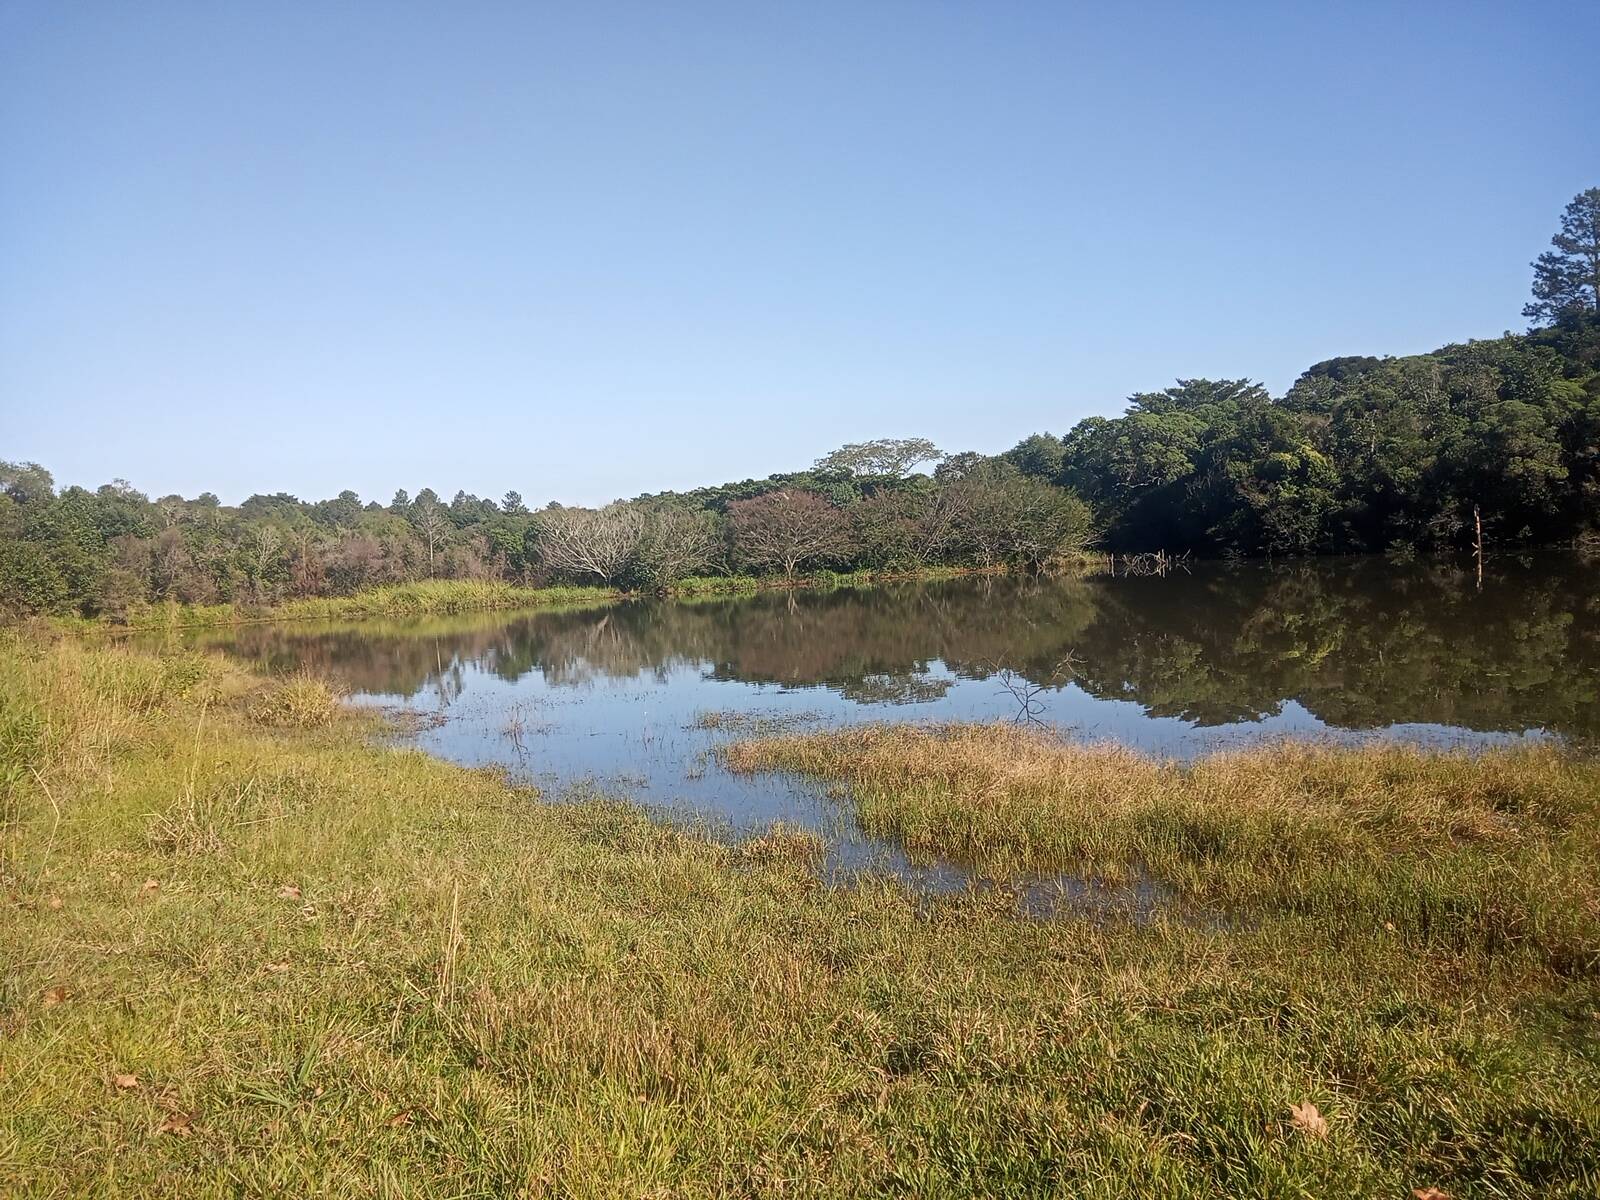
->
1524;187;1600;324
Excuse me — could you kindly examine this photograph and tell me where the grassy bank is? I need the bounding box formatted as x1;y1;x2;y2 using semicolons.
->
52;567;1006;632
58;579;624;632
3;641;1598;1196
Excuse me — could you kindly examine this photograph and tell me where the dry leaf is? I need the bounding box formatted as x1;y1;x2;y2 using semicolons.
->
277;884;302;900
41;986;70;1008
265;960;290;974
114;1073;140;1091
157;1112;193;1136
139;879;160;896
47;896;63;910
1289;1099;1328;1140
1413;1189;1451;1200
387;1108;413;1128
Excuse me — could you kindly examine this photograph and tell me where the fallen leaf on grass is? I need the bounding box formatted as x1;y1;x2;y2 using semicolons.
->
387;1109;413;1128
138;879;160;897
277;884;302;900
47;896;63;910
41;986;71;1007
264;960;290;974
114;1073;140;1091
1289;1099;1328;1140
1413;1189;1451;1200
157;1112;193;1136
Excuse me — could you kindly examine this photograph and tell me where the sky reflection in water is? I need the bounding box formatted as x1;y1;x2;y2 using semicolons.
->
155;554;1600;900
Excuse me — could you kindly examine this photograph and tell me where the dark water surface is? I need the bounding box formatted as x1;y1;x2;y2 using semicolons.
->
147;553;1600;896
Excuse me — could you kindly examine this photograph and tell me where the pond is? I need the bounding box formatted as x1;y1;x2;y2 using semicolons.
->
145;552;1600;896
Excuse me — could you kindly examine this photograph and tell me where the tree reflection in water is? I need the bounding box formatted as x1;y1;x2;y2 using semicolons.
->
154;552;1600;745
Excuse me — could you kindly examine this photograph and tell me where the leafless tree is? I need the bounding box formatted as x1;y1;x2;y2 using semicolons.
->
729;490;856;577
411;496;452;576
534;504;645;583
248;525;282;601
638;507;724;587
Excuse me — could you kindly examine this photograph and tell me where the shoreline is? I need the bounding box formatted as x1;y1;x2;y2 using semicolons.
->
57;564;1010;632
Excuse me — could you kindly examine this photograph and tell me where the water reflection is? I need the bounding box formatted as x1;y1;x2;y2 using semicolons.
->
171;553;1600;744
147;553;1599;895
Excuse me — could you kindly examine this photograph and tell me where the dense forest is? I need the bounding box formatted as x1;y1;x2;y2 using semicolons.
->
3;189;1597;620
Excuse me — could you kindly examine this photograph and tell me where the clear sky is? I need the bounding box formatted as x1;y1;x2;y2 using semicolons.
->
2;2;1595;507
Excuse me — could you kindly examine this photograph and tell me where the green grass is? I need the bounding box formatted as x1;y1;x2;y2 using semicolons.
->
3;638;1598;1196
668;573;765;595
59;579;624;631
49;569;1005;630
723;724;1600;972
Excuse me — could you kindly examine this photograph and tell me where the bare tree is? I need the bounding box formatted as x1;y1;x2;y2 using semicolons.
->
729;490;856;577
410;496;452;576
247;525;283;601
533;504;645;583
637;507;724;588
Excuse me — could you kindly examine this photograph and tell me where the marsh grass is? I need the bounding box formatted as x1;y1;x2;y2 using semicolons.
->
692;708;826;735
65;579;622;631
3;635;1599;1196
723;724;1600;973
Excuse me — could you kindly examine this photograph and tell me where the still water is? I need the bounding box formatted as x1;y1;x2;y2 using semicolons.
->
151;554;1600;891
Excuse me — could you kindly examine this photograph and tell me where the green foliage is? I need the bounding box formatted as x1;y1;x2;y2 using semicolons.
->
5;192;1598;607
812;436;943;478
1525;186;1600;324
1041;319;1600;554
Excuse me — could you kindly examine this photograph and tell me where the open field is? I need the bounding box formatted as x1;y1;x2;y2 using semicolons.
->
2;635;1598;1196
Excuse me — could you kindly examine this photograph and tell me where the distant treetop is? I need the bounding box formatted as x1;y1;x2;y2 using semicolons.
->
813;438;944;478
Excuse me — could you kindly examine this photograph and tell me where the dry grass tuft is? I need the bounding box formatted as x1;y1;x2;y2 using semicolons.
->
249;672;345;729
738;823;827;867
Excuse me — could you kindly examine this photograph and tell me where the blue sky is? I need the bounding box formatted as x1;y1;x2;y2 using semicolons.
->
2;1;1595;507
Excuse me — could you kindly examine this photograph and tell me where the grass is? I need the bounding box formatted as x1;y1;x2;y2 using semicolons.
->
60;579;623;631
248;672;345;729
53;567;998;630
723;724;1600;972
3;638;1599;1196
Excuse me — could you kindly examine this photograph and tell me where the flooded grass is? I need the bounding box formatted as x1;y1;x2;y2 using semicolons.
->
692;707;828;735
3;632;1599;1196
723;723;1600;973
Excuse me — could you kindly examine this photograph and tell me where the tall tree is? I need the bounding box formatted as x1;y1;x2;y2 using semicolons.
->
1525;187;1600;325
814;438;943;478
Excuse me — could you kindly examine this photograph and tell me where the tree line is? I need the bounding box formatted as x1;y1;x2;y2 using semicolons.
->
0;445;1094;618
2;188;1597;619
